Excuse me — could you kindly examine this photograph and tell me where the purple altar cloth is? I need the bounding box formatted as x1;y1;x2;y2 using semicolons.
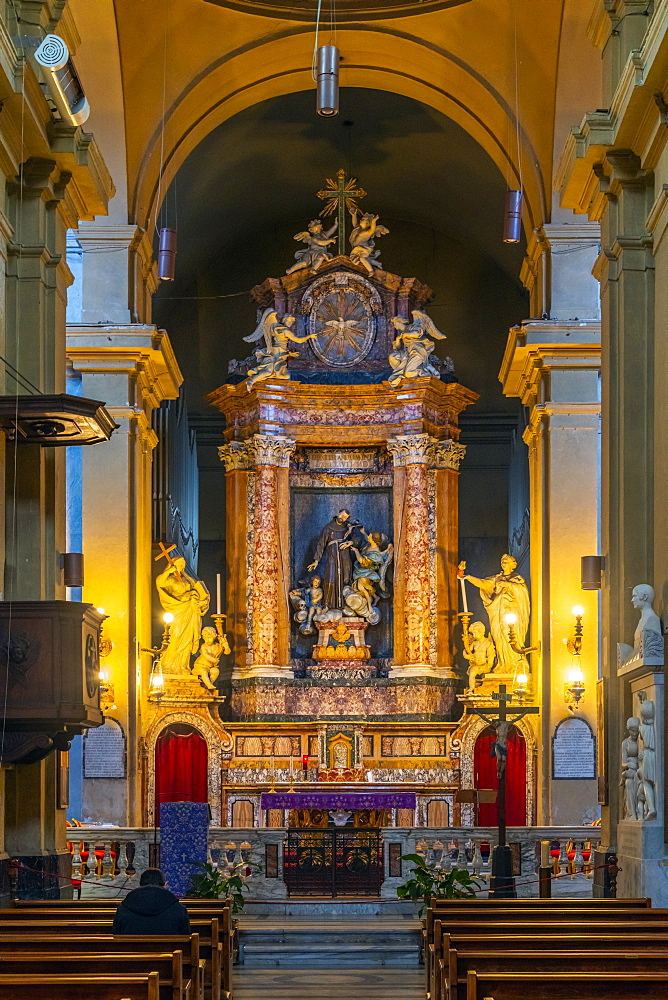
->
260;791;417;810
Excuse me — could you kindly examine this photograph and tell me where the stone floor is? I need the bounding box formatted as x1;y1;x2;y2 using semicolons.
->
234;968;424;999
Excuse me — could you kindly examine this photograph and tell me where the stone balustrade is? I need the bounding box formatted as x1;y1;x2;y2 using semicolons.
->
67;824;602;900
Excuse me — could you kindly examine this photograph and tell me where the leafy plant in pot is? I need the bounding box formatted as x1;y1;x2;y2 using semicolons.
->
187;859;261;912
396;853;482;914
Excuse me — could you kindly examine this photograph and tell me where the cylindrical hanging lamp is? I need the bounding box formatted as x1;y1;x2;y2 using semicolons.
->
503;190;522;244
157;227;177;280
316;45;339;117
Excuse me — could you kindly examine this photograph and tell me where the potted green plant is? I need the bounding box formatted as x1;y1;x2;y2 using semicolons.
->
187;859;260;912
396;853;483;914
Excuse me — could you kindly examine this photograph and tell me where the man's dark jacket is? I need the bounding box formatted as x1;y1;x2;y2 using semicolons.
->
112;885;191;935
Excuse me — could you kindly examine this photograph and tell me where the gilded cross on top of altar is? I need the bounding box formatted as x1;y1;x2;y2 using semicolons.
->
317;169;367;256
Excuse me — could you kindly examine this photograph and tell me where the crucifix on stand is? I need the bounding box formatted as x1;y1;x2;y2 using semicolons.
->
470;683;539;897
317;169;367;256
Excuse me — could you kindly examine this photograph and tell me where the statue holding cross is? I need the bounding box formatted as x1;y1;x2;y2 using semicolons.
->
155;547;210;675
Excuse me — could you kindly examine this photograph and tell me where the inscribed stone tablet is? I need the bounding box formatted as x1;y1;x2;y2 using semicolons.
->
84;718;126;778
552;716;596;780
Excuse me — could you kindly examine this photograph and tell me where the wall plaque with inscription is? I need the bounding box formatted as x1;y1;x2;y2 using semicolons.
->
83;718;126;778
552;716;596;780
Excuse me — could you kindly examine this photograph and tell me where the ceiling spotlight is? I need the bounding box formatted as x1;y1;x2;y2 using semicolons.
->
317;45;339;117
157;227;177;281
503;190;523;244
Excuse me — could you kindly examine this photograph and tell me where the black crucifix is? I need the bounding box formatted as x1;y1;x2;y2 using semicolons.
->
317;169;367;257
470;683;539;897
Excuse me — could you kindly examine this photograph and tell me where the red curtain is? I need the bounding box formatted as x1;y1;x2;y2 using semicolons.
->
155;726;208;825
473;725;527;826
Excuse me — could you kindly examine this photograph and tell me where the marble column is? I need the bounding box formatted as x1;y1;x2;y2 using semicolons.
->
388;434;463;678
500;321;601;825
244;434;295;679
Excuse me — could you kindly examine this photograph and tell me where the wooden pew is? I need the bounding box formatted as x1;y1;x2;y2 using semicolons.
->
0;972;162;1000
0;919;221;1000
466;969;668;999
10;899;235;999
428;915;668;1000
0;951;189;1000
0;935;203;1000
447;949;668;1000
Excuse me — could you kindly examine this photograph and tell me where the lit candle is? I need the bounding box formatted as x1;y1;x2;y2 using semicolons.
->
459;576;469;614
540;840;550;868
216;574;221;615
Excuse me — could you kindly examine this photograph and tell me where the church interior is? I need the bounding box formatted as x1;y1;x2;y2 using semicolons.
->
1;0;668;997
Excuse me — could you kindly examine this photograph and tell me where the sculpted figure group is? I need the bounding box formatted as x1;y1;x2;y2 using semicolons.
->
290;508;394;630
155;550;229;692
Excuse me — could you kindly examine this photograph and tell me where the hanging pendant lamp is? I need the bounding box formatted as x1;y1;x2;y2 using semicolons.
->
157;227;177;280
316;45;339;117
503;190;522;244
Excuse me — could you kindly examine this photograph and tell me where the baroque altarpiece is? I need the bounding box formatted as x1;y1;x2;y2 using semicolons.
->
142;175;537;829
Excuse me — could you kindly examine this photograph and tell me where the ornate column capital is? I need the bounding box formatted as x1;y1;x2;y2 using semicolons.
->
218;440;254;471
251;433;296;468
388;434;465;470
387;433;435;467
433;440;466;471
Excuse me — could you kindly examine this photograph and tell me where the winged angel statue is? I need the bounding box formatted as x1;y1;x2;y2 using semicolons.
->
388;310;446;387
243;307;317;390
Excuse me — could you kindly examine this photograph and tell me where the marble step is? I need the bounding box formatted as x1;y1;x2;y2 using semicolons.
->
238;921;421;966
240;941;420;967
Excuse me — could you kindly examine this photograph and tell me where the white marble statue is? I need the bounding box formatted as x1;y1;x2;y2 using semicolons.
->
638;699;657;821
156;556;210;674
618;583;664;670
349;210;388;273
387;311;447;386
462;620;496;691
243;308;317;390
287;218;338;273
462;554;530;672
620;716;640;820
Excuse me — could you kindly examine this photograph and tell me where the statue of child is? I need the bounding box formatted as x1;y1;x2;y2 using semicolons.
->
463;620;496;691
192;625;229;691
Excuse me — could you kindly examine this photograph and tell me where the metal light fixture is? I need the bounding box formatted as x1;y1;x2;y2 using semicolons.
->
565;605;586;710
157;228;177;281
316;45;339;117
503;190;523;243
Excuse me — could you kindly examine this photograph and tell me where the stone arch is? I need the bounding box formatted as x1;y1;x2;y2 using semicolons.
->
451;712;537;826
144;710;232;826
131;25;546;239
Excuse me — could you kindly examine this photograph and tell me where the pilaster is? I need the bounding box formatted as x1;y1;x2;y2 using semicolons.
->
66;325;182;826
500;320;601;825
72;224;158;325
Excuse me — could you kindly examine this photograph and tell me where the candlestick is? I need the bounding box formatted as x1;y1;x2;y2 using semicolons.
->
216;574;221;615
457;561;469;613
540;840;550;868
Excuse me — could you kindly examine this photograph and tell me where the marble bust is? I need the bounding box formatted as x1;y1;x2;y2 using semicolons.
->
617;583;664;674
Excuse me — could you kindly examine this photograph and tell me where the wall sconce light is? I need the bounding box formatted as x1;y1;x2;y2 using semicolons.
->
141;613;172;701
565;605;586;710
514;668;529;704
504;613;539;655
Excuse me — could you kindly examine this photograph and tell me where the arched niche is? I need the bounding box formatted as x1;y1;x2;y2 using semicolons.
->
154;723;208;825
144;711;229;826
452;712;536;826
